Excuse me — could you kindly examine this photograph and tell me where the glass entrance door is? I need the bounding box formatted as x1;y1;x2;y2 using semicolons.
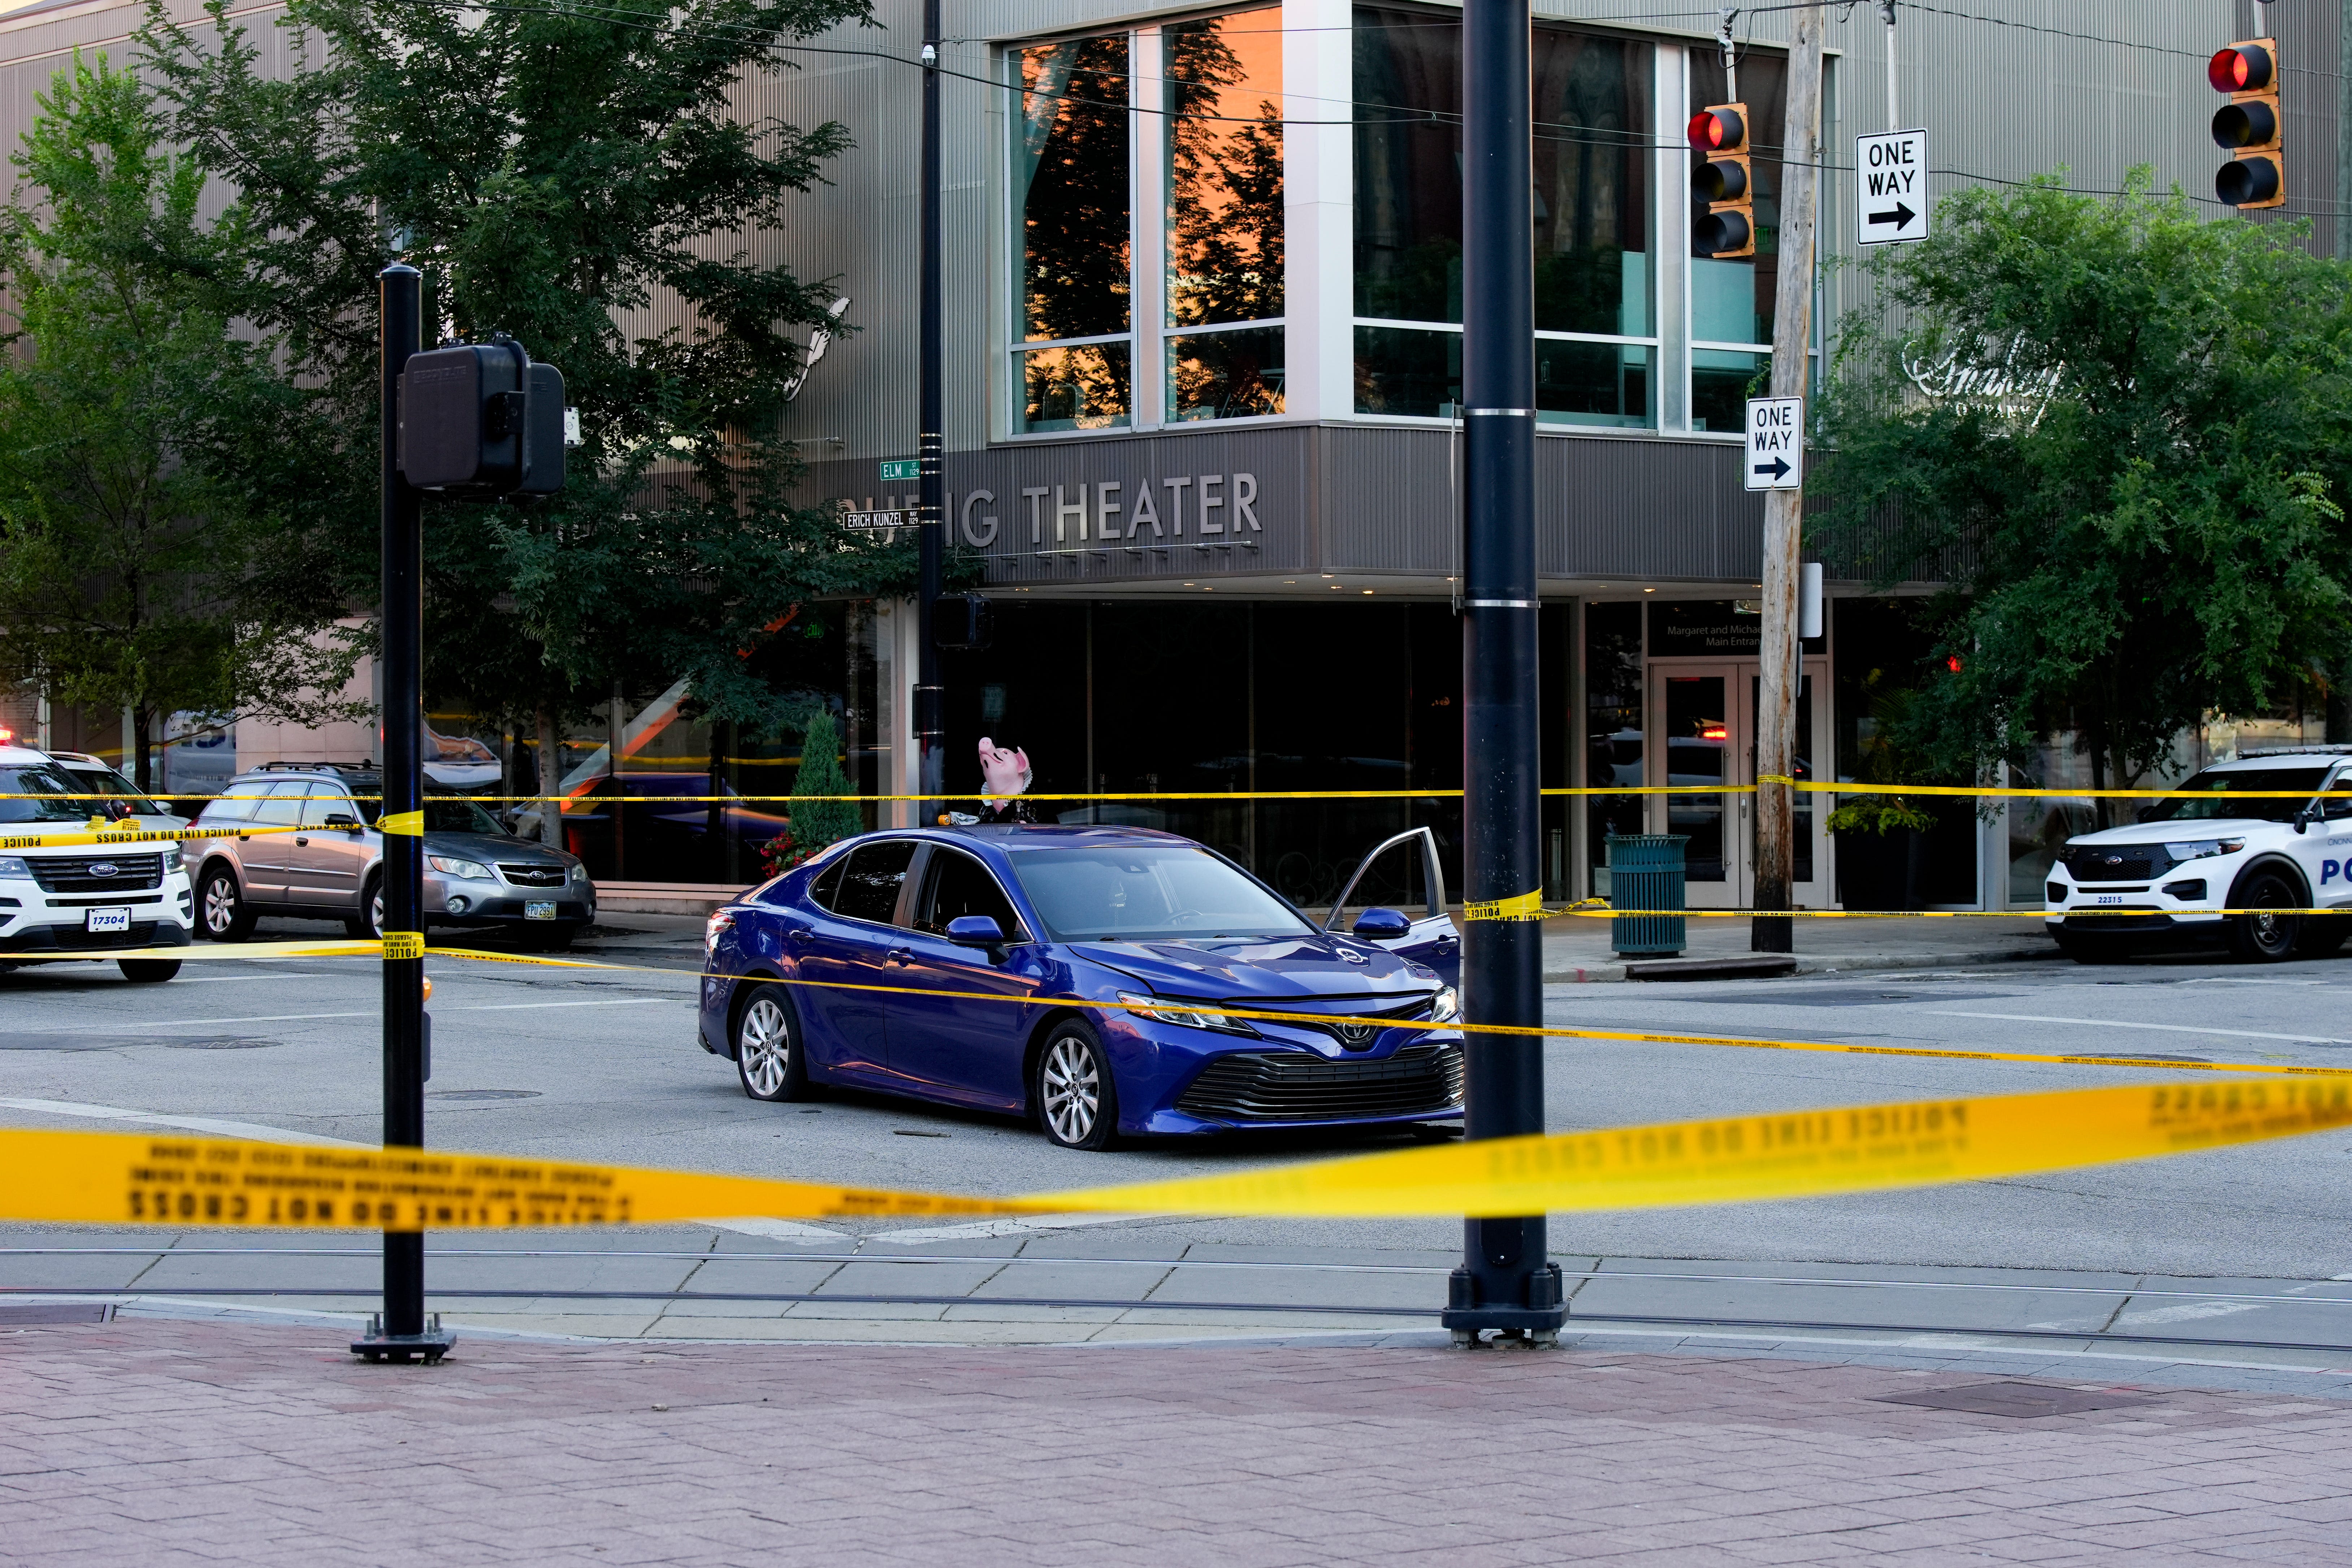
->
1648;661;1831;908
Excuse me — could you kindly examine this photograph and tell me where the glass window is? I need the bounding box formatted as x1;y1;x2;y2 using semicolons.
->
0;765;87;824
1009;844;1311;941
297;788;359;828
1583;601;1643;895
1014;35;1132;434
423;795;502;834
917;848;1027;940
1353;9;1654;425
1164;11;1285;421
198;781;268;826
1692;348;1768;434
248;782;309;828
808;855;847;911
833;838;916;924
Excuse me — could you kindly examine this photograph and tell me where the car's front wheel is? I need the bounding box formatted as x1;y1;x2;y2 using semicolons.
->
199;866;254;942
734;988;809;1102
2228;867;2303;964
347;873;385;941
1034;1021;1118;1151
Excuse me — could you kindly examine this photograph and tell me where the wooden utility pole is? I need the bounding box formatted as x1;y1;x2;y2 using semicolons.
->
1752;1;1824;954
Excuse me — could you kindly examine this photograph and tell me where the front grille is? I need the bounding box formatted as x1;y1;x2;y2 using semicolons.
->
1;921;163;952
498;864;567;888
29;853;165;894
2066;850;2167;882
1276;997;1437;1050
1177;1043;1465;1123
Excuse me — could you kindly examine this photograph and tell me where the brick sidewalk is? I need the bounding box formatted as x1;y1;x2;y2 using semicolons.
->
5;1318;2350;1564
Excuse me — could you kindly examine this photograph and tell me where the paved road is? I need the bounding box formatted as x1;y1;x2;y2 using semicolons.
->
8;914;2352;1346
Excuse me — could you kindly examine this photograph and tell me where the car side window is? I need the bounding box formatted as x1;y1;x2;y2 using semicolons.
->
916;849;1027;941
298;788;358;828
806;856;847;911
2327;772;2352;819
200;783;268;825
832;840;915;925
247;782;309;828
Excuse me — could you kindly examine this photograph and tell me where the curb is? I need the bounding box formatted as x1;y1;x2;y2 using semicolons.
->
1544;943;2065;985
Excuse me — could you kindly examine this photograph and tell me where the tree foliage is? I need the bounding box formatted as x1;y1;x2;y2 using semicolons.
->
1814;173;2352;817
136;0;911;744
0;53;358;789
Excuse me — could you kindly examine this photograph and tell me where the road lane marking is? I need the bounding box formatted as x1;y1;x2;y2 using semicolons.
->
701;1218;853;1243
454;998;679;1012
16;998;683;1033
1924;1011;2352;1047
0;1097;369;1148
877;1213;1169;1244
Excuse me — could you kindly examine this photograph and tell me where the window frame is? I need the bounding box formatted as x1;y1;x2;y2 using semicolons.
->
914;844;1032;942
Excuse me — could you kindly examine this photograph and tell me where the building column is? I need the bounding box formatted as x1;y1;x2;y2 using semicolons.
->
1282;0;1353;422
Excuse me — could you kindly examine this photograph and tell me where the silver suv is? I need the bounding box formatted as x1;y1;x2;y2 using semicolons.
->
183;765;596;949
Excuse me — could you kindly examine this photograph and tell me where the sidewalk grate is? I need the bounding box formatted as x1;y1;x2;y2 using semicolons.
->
1873;1381;2161;1418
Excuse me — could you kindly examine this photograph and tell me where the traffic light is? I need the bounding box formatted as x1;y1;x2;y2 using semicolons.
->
398;338;567;496
2209;38;2284;210
1688;102;1754;258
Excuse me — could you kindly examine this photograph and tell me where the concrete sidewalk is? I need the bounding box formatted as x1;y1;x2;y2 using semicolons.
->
1542;912;2059;983
7;1313;2352;1565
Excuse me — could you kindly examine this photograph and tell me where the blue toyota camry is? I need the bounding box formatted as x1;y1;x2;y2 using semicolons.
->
696;825;1464;1149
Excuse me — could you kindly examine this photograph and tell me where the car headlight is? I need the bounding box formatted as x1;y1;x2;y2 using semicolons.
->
570;862;590;882
1429;985;1459;1024
427;855;494;881
0;855;27;879
2163;838;2245;863
1119;991;1255;1035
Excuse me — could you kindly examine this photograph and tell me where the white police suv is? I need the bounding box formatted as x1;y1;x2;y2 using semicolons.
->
2046;748;2352;965
0;743;193;981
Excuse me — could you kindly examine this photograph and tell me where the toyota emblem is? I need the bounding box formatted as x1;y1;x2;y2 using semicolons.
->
86;861;118;878
1335;1022;1376;1046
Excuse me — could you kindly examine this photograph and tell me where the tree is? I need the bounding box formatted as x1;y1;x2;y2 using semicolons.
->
1814;172;2352;824
136;0;913;817
0;53;359;791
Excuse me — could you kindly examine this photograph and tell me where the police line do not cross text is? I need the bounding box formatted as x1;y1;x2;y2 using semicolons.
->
1745;396;1803;493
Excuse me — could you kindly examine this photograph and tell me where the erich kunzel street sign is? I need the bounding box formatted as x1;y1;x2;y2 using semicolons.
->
1857;129;1929;246
1746;397;1804;492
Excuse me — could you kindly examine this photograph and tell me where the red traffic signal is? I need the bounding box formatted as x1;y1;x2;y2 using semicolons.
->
1689;101;1754;259
2210;38;2284;211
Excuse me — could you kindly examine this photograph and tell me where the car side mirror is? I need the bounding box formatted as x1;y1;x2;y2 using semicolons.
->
324;812;360;831
1352;907;1412;939
2295;805;2316;835
945;915;1006;948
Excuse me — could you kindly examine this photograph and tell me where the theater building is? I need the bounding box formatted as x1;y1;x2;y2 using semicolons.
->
0;0;2337;908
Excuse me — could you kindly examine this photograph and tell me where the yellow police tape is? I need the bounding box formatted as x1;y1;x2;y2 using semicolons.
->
1;1079;2343;1229
24;782;2352;803
43;938;2352;1084
0;821;305;851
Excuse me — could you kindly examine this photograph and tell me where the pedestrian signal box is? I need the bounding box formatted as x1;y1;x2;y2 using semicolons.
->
1688;102;1754;259
2210;38;2284;210
399;339;567;496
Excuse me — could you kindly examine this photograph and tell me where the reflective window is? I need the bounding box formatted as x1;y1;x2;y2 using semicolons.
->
1164;10;1284;420
917;848;1027;940
1584;602;1643;895
296;789;359;828
807;855;846;911
1352;10;1653;427
0;765;86;824
249;782;309;828
1014;35;1132;433
1009;845;1311;941
197;781;268;826
833;838;916;924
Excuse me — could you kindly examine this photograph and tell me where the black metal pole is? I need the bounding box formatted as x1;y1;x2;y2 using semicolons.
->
914;0;945;822
1443;0;1564;1347
358;261;450;1364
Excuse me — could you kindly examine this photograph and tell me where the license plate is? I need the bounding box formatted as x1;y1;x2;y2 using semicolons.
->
525;902;557;921
85;907;131;934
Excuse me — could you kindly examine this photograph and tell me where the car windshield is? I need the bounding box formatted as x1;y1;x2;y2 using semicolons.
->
2140;766;2332;824
0;765;92;824
1008;845;1313;941
425;795;508;835
66;766;165;815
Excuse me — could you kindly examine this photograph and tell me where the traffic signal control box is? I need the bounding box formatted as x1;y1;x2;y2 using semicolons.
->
1688;102;1755;258
399;340;567;496
2210;38;2284;210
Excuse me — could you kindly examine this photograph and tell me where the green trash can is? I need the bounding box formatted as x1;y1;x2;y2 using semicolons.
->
1606;834;1688;956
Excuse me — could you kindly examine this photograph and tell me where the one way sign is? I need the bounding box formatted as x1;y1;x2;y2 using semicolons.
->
1745;396;1804;492
1856;128;1929;246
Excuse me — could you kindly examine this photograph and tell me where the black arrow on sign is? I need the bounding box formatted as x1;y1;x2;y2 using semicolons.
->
1867;201;1918;230
1752;456;1791;482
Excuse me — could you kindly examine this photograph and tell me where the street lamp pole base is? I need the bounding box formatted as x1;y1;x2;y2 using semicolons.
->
352;1311;457;1365
1441;1259;1567;1346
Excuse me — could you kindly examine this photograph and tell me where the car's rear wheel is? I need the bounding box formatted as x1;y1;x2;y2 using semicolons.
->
2227;868;2303;963
199;867;254;942
119;960;180;983
1034;1021;1118;1151
734;989;809;1102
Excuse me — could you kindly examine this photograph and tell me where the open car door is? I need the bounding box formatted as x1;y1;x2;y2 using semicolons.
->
1324;826;1459;986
